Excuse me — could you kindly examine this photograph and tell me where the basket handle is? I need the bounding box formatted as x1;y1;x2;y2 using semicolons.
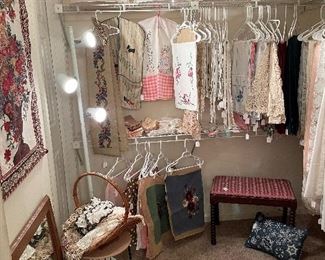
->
73;172;130;224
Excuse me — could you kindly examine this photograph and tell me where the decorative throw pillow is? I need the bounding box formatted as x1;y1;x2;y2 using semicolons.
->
245;213;308;260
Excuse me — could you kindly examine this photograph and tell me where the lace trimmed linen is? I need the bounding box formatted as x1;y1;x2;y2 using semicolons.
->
172;41;198;111
267;42;286;124
62;206;143;260
139;15;177;101
246;42;271;114
182;111;201;140
232;41;252;115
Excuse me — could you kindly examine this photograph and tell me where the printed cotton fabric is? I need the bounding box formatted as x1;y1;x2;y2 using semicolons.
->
172;42;198;111
165;166;205;240
139;16;177;101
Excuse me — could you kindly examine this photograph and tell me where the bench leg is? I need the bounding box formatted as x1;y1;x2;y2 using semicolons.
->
211;203;217;245
282;207;288;224
128;246;132;260
289;208;296;226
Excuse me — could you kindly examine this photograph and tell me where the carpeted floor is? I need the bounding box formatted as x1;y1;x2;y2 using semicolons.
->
117;215;325;259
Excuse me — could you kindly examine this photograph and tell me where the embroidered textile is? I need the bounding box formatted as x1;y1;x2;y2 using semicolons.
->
172;42;198;111
106;18;145;110
87;42;127;156
139;16;177;101
165;166;205;240
0;0;47;199
231;41;252;115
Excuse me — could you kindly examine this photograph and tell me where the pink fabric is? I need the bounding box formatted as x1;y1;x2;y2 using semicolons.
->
142;73;174;101
105;174;127;206
211;176;296;201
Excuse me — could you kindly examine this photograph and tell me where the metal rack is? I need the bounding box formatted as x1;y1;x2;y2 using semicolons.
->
55;0;324;14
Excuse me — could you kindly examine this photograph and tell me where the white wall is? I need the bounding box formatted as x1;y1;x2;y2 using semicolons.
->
2;0;59;252
59;4;321;222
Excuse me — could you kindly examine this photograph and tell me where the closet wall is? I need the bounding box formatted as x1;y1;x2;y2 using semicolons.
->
1;0;60;252
59;2;320;221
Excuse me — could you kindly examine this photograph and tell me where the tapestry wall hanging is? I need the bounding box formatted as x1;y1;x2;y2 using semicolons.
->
0;0;47;199
86;35;127;156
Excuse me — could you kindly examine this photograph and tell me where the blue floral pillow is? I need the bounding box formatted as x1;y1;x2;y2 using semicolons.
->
245;214;308;260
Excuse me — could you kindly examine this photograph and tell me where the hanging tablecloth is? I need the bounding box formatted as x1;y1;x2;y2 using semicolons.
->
139;15;177;101
86;41;127;156
172;41;198;111
106;17;145;110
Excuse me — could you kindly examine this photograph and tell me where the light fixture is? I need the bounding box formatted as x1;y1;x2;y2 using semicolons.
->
86;107;107;123
74;30;97;48
56;73;78;94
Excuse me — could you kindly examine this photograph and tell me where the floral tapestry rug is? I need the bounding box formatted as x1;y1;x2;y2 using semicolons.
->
0;0;47;199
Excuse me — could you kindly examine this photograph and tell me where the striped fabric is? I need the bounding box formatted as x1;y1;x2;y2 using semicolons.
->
211;176;296;201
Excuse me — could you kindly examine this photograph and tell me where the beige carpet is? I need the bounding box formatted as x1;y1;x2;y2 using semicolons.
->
117;215;325;260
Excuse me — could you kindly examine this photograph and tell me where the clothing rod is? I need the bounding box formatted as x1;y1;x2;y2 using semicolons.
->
128;133;266;145
55;1;324;14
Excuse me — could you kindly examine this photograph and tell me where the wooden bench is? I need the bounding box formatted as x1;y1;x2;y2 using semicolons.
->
210;176;297;245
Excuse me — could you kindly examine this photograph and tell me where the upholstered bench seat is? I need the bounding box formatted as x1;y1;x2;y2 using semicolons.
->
210;176;297;245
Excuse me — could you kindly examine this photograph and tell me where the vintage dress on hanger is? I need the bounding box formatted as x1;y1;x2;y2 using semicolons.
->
246;42;271;114
139;15;177;101
267;42;286;124
303;42;324;219
284;36;302;135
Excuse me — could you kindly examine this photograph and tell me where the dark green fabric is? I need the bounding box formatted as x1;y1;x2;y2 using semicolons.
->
146;184;170;243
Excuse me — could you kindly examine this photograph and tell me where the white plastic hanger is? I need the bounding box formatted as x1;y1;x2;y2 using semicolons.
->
268;5;282;42
288;5;298;39
94;10;120;37
149;141;169;177
106;156;130;179
298;5;325;42
312;5;325;41
124;139;144;181
165;140;204;173
171;8;202;44
138;142;155;180
233;5;260;41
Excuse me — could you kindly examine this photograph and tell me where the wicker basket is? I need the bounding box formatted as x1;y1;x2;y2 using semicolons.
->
72;172;141;253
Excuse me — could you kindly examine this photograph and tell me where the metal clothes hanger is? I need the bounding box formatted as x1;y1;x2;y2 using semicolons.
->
165;140;204;173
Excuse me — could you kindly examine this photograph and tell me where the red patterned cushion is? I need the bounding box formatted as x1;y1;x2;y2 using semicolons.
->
211;176;296;201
